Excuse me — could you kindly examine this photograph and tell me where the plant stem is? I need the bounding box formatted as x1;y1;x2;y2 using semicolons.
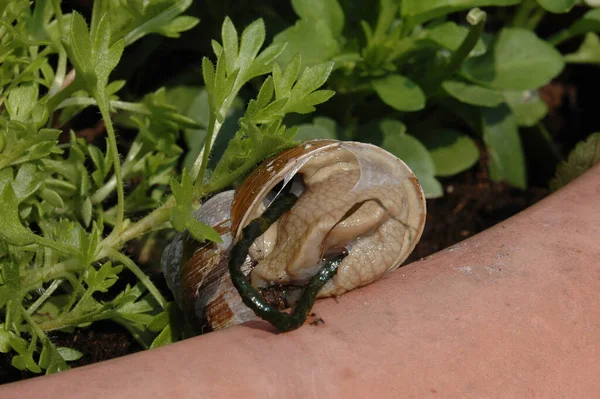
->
527;8;546;31
511;0;537;28
33;236;81;258
26;279;63;316
21;305;51;344
192;112;221;185
547;30;571;47
21;259;81;292
97;199;173;256
107;249;168;309
536;122;563;162
91;140;142;204
97;101;125;233
427;8;486;93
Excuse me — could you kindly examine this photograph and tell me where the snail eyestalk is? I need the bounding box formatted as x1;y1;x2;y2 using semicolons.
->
229;193;345;332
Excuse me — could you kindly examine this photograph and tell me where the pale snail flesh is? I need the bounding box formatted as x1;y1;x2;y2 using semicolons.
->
161;140;426;333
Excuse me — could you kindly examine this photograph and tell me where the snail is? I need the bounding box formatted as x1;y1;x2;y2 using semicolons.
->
161;140;426;333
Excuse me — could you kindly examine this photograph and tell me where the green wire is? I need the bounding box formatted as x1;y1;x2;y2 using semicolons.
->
229;193;345;332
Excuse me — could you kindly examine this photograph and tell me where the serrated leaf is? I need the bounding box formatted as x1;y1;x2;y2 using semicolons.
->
111;0;198;46
462;28;564;90
372;74;426;111
63;12;124;108
291;62;334;98
273;54;302;100
550;133;600;190
482;105;526;188
85;261;123;293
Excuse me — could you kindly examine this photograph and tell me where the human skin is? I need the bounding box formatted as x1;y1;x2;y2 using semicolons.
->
1;163;599;398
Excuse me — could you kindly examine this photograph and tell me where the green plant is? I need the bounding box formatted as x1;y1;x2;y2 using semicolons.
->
550;132;600;189
0;0;333;374
267;0;600;197
2;0;599;377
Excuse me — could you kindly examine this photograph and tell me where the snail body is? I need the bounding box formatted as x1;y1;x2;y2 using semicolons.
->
161;140;426;332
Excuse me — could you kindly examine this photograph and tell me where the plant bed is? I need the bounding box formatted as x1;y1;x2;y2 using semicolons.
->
0;156;551;384
1;0;600;387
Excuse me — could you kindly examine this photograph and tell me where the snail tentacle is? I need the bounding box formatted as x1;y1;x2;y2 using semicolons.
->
229;192;345;332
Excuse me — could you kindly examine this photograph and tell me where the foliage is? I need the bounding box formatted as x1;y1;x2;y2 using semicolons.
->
0;0;598;376
550;132;600;190
270;0;595;196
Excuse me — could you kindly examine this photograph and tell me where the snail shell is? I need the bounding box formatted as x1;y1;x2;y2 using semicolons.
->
161;140;426;332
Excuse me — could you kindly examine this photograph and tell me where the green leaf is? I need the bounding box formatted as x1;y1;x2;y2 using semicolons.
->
421;21;487;57
238;19;266;75
442;80;504;107
0;184;35;245
295;119;339;141
85;261;123;293
417;129;480;176
39;340;70;374
291;0;344;36
481;105;526;188
0;329;12;353
13;163;44;202
170;171;222;242
372;74;426;112
285;62;335;114
374;120;443;198
273;20;341;69
401;0;520;25
503;90;548;127
39;188;64;208
537;0;576;13
56;347;84;362
564;8;600;38
62;12;124;107
564;33;600;64
462;28;564;90
109;0;199;46
550;132;600;190
5;84;39;123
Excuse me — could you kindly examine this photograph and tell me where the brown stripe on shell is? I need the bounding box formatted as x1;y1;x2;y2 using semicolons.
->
179;221;231;329
231;139;338;240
